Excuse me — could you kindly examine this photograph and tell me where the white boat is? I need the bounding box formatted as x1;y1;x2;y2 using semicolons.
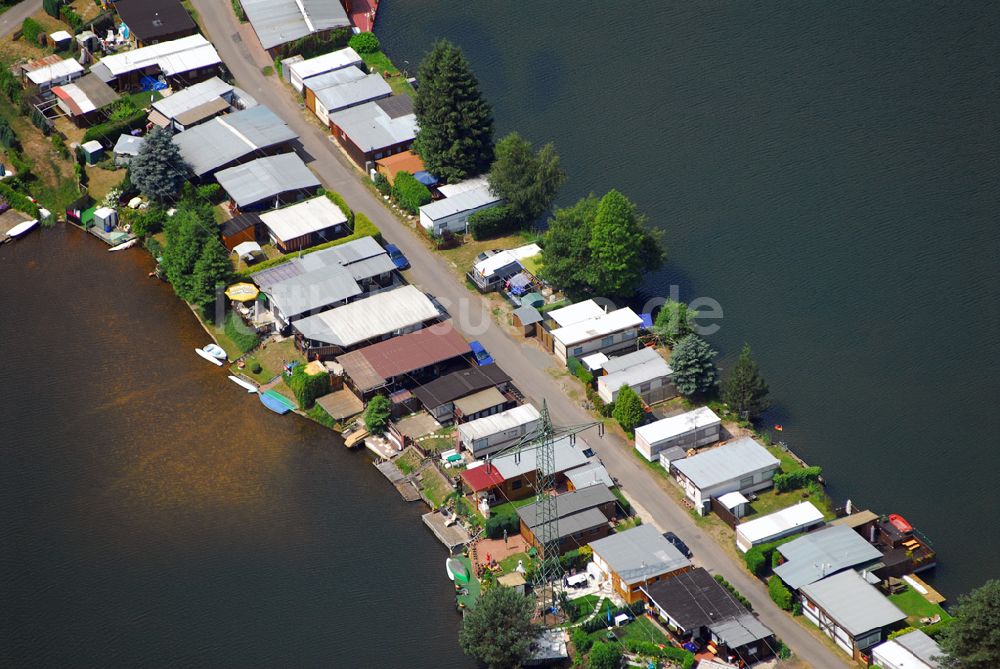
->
6;219;38;238
202;343;227;360
195;347;223;366
228;375;258;393
108;238;138;252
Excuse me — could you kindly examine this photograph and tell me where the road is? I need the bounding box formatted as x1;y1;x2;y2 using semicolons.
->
0;0;40;37
191;3;847;667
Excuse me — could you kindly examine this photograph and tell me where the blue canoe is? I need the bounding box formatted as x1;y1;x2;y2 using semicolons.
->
259;389;296;415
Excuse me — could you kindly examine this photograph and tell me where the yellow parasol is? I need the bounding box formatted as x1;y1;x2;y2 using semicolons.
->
225;283;260;302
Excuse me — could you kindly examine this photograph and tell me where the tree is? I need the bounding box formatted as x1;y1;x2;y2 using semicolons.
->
612;385;644;433
391;171;432;213
363;395;391;434
538;195;599;296
130;126;187;202
938;579;1000;669
722;343;770;421
161;206;214;303
348;32;380;54
189;239;233;308
670;334;719;397
458;586;537;669
488;132;565;226
413;39;494;183
588;641;622;669
654;299;696;344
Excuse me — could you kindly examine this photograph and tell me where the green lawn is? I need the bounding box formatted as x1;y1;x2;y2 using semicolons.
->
418;465;454;508
360;50;415;96
306;404;337;429
235;339;303;384
750;484;835;519
419;426;457;453
490;497;537;519
395;447;423;475
499;551;531;575
616;616;672;647
569;594;602;623
889;588;952;626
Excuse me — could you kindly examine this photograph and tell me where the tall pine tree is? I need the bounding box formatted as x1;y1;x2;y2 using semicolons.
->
413;39;494;183
130;127;188;202
161;206;214;303
189;239;233;308
721;343;770;420
670;334;719;397
588;189;663;298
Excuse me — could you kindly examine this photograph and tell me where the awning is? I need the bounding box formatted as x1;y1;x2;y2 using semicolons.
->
225;282;260;301
232;241;263;259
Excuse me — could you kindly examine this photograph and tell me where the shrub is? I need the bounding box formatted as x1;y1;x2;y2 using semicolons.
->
580;600;645;633
776;639;792;660
224;311;260;354
21;18;44;44
231;0;246;22
82;110;148;144
364;395;391;433
469;205;518;240
771;548;782;569
285;364;330;410
774;466;822;492
261;65;274;77
0;181;40;217
0;118;18;149
372;171;390;196
391;171;432;214
197;183;221;203
570;627;592;654
484;512;519;540
59;5;83;32
324;189;354;225
567;356;594;385
51;133;69;158
123;205;167;237
768;576;794;611
29;107;51;135
0;63;20;103
43;0;62;19
612;385;644;433
143;236;163;258
713;574;753;611
744;547;767;577
588;642;621;669
623;640;695;669
348;32;380;54
250;361;262;374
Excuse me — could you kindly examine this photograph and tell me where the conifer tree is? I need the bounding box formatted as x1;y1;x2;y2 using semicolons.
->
189;240;233;308
670;334;719;397
129;127;187;202
937;579;1000;669
721;343;770;420
612;385;645;432
653;299;696;344
413;39;494;183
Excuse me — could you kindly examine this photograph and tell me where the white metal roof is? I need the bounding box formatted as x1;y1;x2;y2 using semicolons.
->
96;35;219;77
489;434;589;479
458;404;542;444
735;501;824;545
873;630;943;669
289;47;362;81
329;100;418;152
551;307;643;347
800;570;906;636
153;77;232;119
635;407;721;445
294;285;438;348
26;58;82;85
599;349;673;391
314;73;391;113
580;352;609;371
473;243;541;278
259;196;348;243
437;175;490;198
158;43;220;76
302;65;366;93
49;30;72;41
546;300;606;327
242;0;350;51
673;438;779;490
565;461;614;489
419;184;502;222
717;491;749;510
589;525;691;584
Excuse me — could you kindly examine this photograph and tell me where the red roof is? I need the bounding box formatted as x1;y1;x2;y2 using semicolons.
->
461;463;505;492
337;322;470;391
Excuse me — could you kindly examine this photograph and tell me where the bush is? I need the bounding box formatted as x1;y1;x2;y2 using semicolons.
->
468;205;518;240
559;546;592;572
768;576;794;611
391;171;432;214
776;639;792;660
771;548;782;569
623;640;695;669
744;547;767;577
324;189;354;225
250;361;262;374
51;133;69;158
0;181;40;217
484;512;519;539
713;574;753;611
82;110;148;144
0;63;20;104
373;172;390;196
774;466;822;492
22;18;44;44
348;32;380;54
364;395;391;433
231;0;246;22
0;118;18;149
570;627;592;654
580;600;645;633
224;311;260;354
285;364;330;410
29;108;51;135
59;5;83;32
567;356;594;385
588;642;621;669
43;0;62;19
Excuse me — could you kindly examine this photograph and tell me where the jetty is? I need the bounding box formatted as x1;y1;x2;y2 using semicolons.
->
375;460;422;502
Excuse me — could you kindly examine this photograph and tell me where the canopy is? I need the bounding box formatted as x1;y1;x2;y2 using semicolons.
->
520;292;544;308
225;282;260;302
413;170;437;186
232;241;263;259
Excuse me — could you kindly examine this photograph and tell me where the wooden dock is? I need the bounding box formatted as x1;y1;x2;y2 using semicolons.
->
422;510;471;553
375;460;421;502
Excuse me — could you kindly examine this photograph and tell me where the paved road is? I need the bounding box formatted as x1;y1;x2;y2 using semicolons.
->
0;0;41;37
192;4;847;667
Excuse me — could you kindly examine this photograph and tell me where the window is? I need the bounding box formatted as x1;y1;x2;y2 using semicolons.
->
739;475;754;489
639;382;651;393
601;335;614;347
511;479;522;490
573;347;584;357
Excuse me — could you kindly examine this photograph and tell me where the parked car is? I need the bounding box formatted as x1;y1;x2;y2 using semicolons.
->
385;243;410;270
663;531;692;558
469;340;494;366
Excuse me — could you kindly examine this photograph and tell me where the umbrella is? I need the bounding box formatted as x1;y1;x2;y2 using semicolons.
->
225;283;259;302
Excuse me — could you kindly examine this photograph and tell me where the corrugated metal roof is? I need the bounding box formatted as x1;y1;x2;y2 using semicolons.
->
489;435;590;480
242;0;349;51
599;350;673;393
302;65;366;93
153;77;232;119
266;264;360;319
293;285;439;348
710;614;774;648
513;305;543;325
773;524;885;590
215;153;319;208
437;175;489;198
53;73;120;116
26;58;82;85
635;407;721;446
735;501;824;546
289;48;362;83
672;438;779;491
329;99;417;151
259;196;348;243
95;34;217;77
800;570;905;636
473;244;541;277
547;300;607;327
315;73;391;114
590;525;691;584
420;184;502;222
894;630;943;668
517;485;615;529
174;106;297;176
458;404;542;444
551;308;643;347
565;461;614;490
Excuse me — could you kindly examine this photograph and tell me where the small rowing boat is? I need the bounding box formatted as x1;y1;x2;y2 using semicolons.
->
6;219;38;239
108;238;138;252
228;375;258;393
195;347;223;366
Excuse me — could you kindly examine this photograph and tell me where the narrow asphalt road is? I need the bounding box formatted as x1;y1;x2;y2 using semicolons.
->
0;0;41;37
191;4;848;667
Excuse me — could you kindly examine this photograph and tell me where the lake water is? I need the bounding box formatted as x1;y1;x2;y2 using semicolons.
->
0;226;472;667
376;2;1000;597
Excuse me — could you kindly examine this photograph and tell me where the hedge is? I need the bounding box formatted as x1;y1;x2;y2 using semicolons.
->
774;466;823;492
0;181;40;217
237;213;381;277
285;364;330;410
713;574;752;611
468;205;517;240
22;18;44;44
580;600;645;633
623;640;695;669
59;5;83;32
484;512;519;539
768;576;794;611
224;311;259;354
82;109;148;144
391;171;431;214
43;0;61;19
323;189;354;225
567;356;593;385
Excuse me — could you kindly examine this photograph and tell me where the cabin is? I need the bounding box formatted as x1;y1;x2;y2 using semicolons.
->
590;525;693;604
512;305;543;337
637;406;721;462
148;77;235;131
259;196;350;253
113;134;144;166
773;524;885;591
550;307;643;364
597;347;675;405
419;176;503;235
734;501;826;553
173;105;297;178
241;0;350;56
565;461;614;491
23;57;83;91
220;213;261;251
113;0;198;47
302;66;363;112
51;74;120;126
215;153;321;212
412;365;514;425
871;629;943;669
517;485;617;556
288;48;364;93
374;151;426;186
642;568;776;666
799;570;906;662
458;404;542;459
90;34;222;91
671;438;780;515
329;96;418;168
460;434;591;503
468;243;542;292
312;73;391;127
335;323;470;400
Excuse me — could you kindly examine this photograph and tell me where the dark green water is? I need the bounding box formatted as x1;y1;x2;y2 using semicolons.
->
0;227;472;667
377;2;1000;597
